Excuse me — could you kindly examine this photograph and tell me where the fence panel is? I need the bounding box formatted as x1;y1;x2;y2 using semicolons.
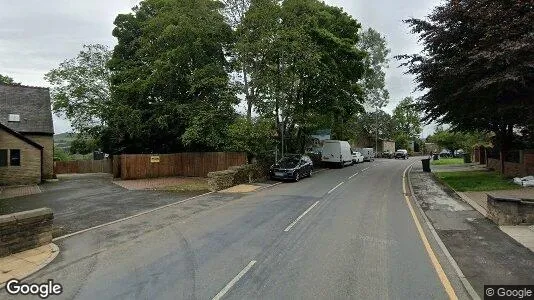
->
54;160;112;174
119;152;247;180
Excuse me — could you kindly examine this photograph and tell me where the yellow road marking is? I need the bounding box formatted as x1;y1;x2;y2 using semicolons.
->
402;167;458;300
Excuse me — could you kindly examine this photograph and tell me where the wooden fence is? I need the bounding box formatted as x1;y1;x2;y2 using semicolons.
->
119;152;247;180
54;159;112;174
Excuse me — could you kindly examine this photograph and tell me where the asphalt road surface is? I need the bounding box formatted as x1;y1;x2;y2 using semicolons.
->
3;158;470;299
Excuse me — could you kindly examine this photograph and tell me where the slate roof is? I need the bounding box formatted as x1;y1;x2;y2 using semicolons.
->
0;83;54;134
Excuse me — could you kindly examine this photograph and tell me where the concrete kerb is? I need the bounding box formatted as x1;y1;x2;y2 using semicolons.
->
406;164;481;300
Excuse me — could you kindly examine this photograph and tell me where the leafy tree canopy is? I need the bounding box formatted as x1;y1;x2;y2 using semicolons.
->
237;0;366;151
358;28;390;109
399;0;534;150
0;74;19;85
106;0;237;153
392;96;422;139
45;44;111;137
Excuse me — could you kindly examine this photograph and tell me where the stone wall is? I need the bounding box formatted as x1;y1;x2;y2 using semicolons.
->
0;208;53;257
486;194;534;225
0;129;42;185
207;164;267;191
207;169;237;191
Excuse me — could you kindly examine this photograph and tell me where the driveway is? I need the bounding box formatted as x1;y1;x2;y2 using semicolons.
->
0;173;210;236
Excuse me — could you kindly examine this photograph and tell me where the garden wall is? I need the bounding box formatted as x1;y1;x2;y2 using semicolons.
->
0;208;53;257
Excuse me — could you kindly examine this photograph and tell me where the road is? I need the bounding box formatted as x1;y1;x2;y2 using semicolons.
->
4;158;469;299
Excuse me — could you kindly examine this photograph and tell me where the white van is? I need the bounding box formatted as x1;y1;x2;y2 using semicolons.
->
358;148;375;162
321;140;352;167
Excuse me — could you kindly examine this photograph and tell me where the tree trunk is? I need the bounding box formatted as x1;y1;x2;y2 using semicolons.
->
243;66;252;121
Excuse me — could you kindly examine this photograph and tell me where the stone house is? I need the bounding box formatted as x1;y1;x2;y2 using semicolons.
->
0;84;54;185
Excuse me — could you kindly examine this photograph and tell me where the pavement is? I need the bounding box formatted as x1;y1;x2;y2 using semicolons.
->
0;158;472;299
410;164;534;298
0;244;59;284
0;174;211;236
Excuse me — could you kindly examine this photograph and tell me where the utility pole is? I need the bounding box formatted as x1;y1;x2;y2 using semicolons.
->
281;111;284;158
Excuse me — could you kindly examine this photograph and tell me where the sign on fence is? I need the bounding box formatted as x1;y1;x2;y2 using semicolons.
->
150;156;160;163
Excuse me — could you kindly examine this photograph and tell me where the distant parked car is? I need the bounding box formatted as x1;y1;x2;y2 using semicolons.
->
439;149;452;158
394;149;409;159
357;147;375;162
270;155;313;182
453;149;465;158
381;150;394;159
351;151;364;164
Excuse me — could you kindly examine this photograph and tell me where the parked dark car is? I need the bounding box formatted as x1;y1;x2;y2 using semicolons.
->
394;149;409;159
270;155;313;181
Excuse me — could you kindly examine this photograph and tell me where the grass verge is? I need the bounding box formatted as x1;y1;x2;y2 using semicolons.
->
431;158;465;165
435;170;520;192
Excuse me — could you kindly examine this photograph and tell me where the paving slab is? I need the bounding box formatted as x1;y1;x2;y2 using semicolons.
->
500;226;534;252
0;244;58;285
0;185;41;200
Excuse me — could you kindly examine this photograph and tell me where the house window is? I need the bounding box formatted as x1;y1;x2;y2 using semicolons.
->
8;114;20;122
0;150;7;167
9;149;20;166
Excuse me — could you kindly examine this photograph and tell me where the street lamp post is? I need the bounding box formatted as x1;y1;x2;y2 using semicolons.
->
375;107;379;155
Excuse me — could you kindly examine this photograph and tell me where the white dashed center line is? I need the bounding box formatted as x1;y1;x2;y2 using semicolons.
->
348;172;359;179
284;201;320;232
327;181;344;194
212;260;257;300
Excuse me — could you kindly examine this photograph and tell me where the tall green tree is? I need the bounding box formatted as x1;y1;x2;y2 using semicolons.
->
392;96;422;149
45;44;111;138
106;0;237;153
398;0;534;167
222;0;255;120
347;110;394;144
237;0;366;153
358;28;390;110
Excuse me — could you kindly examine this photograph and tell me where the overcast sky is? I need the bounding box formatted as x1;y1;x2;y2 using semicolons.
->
0;0;440;136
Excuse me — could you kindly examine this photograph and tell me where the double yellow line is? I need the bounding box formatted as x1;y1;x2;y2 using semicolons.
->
402;164;458;300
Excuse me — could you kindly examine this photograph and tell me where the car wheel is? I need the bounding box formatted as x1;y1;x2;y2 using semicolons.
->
308;169;313;177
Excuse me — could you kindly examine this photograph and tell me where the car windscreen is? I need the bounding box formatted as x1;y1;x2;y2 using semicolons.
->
278;157;300;168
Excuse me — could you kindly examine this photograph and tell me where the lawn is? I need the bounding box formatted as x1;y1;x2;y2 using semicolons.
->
431;158;464;165
435;170;520;192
